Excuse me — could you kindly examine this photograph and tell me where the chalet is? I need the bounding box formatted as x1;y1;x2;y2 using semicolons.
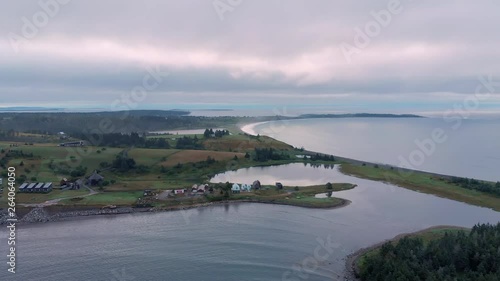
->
241;184;252;192
252;180;261;190
18;183;28;192
87;170;104;186
191;184;198;192
59;141;85;147
276;182;284;189
232;183;241;193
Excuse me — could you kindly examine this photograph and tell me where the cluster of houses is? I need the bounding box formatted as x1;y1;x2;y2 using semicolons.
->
231;180;271;193
169;180;286;196
173;184;210;195
18;182;53;193
60;178;84;190
60;171;104;190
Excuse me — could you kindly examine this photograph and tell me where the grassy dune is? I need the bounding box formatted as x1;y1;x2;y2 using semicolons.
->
341;163;500;211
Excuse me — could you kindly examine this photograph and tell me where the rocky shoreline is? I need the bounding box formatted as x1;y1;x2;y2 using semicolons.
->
0;197;351;225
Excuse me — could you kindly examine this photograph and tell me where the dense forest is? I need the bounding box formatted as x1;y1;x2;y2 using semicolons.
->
359;223;500;281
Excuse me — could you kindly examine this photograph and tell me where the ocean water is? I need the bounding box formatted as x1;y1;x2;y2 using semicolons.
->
244;118;500;182
1;164;499;281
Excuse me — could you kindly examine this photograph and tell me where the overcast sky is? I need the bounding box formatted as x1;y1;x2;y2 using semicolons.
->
1;0;500;115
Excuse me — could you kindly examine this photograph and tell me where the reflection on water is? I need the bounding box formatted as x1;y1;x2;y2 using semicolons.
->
211;163;339;186
1;164;498;281
247;118;500;181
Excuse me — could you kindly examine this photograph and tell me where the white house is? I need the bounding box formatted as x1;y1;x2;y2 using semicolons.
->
241;184;252;192
174;189;186;195
231;183;241;193
197;184;207;193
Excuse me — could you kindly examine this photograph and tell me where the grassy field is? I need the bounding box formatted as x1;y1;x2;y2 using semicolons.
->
159;150;245;166
0;189;90;204
128;148;179;166
203;134;293;152
341;163;500;211
59;191;143;206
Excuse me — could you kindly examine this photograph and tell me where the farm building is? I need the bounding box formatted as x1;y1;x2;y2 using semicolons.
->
33;182;44;193
87;170;104;186
26;183;37;193
19;182;53;193
74;179;83;190
42;183;53;192
252;180;261;190
59;141;85;147
18;183;28;192
232;183;241;193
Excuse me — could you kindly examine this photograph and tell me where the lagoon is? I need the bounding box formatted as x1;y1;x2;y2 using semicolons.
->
2;164;499;281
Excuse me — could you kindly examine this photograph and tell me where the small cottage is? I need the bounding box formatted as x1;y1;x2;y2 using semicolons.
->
241;184;252;192
231;183;241;193
174;189;186;195
73;179;83;190
252;180;261;190
197;184;207;193
87;170;104;186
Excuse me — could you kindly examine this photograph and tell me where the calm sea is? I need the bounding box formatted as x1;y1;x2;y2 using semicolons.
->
244;118;500;182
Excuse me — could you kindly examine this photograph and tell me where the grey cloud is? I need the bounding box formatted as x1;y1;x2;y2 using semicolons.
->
1;0;500;111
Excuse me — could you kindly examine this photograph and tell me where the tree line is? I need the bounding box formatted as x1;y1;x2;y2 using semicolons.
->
203;128;230;138
359;223;500;281
448;177;500;197
253;148;290;162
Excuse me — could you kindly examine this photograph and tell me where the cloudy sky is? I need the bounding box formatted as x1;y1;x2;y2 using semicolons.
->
1;0;500;115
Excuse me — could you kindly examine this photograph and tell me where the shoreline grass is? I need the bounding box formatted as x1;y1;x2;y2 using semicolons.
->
340;163;500;211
